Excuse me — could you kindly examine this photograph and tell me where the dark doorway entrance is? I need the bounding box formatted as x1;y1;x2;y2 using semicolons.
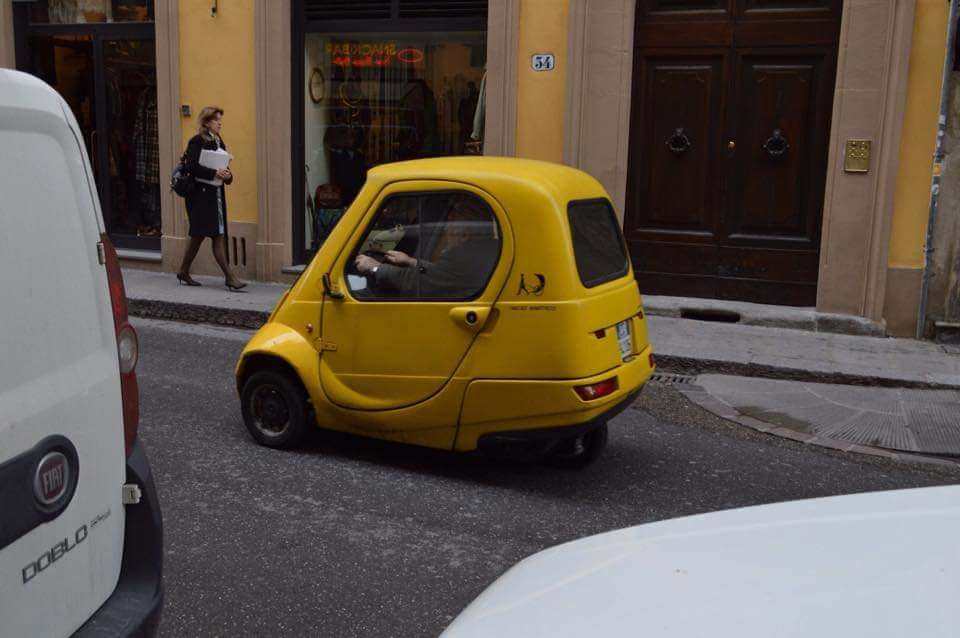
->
624;0;841;306
13;2;160;251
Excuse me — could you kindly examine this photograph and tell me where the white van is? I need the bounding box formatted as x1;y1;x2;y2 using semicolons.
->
0;70;163;635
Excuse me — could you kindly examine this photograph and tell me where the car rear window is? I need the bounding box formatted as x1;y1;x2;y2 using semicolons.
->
567;198;629;287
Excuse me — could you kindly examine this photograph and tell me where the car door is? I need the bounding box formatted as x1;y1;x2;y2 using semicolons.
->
319;182;512;412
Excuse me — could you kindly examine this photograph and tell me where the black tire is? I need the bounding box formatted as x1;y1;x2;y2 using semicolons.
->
241;369;309;448
544;423;609;470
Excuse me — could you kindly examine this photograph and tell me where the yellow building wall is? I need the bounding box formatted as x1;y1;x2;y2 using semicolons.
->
178;0;257;224
515;0;569;162
888;0;950;268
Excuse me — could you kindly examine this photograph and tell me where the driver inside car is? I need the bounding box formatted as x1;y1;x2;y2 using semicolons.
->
354;196;498;298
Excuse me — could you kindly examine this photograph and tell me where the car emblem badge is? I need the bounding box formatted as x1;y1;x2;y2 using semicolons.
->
34;452;70;506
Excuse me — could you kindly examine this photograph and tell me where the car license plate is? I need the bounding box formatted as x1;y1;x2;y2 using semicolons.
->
616;320;632;361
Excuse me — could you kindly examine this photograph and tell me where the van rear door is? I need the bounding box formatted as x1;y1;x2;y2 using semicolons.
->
0;71;127;637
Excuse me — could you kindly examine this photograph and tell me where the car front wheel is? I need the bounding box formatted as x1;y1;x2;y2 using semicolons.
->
241;370;309;448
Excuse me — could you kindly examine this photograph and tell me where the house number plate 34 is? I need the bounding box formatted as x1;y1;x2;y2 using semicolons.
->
531;54;555;71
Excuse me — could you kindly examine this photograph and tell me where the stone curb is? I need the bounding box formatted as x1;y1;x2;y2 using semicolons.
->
128;297;958;391
129;299;269;330
675;384;960;471
656;353;960;391
643;296;885;337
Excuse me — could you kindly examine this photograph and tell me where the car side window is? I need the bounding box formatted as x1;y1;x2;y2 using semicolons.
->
348;192;501;301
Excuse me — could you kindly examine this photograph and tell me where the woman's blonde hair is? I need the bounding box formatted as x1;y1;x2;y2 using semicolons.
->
196;106;224;135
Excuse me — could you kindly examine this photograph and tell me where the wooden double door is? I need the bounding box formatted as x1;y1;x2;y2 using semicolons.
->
625;0;842;306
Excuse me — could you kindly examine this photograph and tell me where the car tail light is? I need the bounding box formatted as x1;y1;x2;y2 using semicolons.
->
575;377;619;401
649;352;655;369
100;234;139;456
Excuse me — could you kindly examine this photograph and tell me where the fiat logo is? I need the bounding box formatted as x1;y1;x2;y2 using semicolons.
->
34;452;69;506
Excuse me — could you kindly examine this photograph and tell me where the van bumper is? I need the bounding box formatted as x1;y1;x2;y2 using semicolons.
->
456;346;655;452
74;439;163;637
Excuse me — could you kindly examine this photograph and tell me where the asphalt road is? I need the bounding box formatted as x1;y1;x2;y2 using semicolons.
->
133;317;959;638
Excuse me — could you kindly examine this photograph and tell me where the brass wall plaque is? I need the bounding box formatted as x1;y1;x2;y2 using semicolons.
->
844;139;871;173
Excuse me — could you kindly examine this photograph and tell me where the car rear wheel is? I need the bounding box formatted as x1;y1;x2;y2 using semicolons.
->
241;370;309;448
544;423;608;470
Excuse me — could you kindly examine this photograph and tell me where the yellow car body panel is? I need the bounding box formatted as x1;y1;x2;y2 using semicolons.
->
237;157;654;453
456;345;654;451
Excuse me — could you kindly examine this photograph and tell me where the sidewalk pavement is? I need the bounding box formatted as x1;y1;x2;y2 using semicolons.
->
123;267;960;462
675;375;960;467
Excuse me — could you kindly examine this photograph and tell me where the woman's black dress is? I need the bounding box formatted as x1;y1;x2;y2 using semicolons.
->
184;134;231;238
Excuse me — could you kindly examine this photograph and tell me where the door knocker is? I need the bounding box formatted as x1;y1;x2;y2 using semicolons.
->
763;129;789;158
666;128;691;155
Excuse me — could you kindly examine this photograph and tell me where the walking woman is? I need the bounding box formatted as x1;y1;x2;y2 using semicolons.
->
177;106;247;290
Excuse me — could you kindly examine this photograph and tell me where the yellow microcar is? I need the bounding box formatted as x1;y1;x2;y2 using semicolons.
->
236;157;654;468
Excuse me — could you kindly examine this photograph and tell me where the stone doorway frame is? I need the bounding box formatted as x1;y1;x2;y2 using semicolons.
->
564;0;916;322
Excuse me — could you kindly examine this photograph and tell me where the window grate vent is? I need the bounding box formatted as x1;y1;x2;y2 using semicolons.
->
399;0;488;18
304;0;392;21
650;373;697;385
304;0;487;21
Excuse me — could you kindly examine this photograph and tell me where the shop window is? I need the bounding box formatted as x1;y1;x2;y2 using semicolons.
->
15;0;160;250
301;31;487;257
347;192;500;301
28;0;154;24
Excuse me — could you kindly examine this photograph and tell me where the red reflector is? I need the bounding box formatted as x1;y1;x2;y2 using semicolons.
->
594;329;606;339
575;377;619;401
637;309;644;319
649;352;656;368
101;235;139;457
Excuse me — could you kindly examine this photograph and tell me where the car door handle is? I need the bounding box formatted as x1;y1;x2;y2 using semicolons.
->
450;307;491;331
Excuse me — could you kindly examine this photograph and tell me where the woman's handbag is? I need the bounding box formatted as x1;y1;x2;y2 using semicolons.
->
170;153;194;197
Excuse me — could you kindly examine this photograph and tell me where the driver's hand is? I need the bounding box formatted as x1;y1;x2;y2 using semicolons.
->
355;254;380;274
384;250;416;268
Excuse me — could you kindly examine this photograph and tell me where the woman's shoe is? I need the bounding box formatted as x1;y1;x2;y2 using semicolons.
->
225;279;248;291
177;273;201;286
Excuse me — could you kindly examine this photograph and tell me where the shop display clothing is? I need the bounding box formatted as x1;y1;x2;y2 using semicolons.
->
472;72;486;142
131;88;160;228
133;90;159;186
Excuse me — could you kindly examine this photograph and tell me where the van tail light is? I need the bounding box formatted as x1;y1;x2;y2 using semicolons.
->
575;377;619;401
100;235;139;457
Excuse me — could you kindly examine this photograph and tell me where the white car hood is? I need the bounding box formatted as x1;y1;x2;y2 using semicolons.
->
443;486;960;637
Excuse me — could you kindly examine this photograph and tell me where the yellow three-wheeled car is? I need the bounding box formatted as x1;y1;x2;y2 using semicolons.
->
236;157;654;467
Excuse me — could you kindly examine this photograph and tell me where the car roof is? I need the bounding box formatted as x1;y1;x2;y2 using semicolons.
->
367;156;609;205
443;485;960;637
